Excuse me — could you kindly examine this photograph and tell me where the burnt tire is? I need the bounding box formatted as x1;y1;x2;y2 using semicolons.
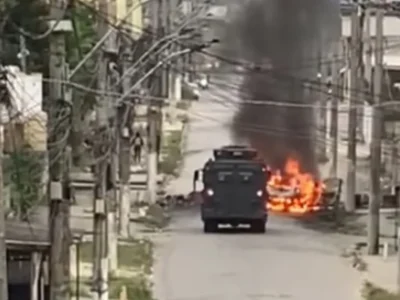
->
250;220;266;233
203;220;218;233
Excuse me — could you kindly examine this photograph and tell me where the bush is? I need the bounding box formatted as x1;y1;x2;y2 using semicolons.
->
159;130;183;176
76;239;155;300
362;282;400;300
176;100;191;111
3;150;44;219
109;276;153;300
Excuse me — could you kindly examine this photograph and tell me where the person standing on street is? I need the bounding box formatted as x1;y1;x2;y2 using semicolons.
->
133;132;144;164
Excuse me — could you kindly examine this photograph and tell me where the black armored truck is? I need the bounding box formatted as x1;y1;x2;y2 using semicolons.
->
193;146;269;233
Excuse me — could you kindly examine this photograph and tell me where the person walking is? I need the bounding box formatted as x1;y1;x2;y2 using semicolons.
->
133;132;144;164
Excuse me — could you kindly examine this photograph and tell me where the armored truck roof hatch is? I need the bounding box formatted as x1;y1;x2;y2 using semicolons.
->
213;146;258;160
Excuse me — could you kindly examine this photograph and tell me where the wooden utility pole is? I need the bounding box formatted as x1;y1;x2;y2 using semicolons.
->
118;36;133;238
345;6;360;213
0;71;8;300
92;0;112;298
48;1;72;300
368;0;384;255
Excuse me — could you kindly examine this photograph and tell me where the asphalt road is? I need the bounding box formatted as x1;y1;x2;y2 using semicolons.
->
153;76;363;300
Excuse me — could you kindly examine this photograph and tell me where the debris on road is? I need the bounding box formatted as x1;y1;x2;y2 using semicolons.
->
132;203;171;231
341;243;367;272
361;281;400;300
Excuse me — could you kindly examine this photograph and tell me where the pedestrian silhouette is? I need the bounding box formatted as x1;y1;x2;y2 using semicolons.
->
133;132;144;164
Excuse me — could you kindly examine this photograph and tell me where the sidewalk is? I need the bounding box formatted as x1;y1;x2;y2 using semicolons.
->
319;141;371;202
361;254;398;294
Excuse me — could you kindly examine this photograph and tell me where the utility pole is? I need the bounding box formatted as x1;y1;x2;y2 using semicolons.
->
398;225;400;294
48;1;72;300
18;35;28;73
118;35;133;238
357;5;366;144
364;6;373;88
368;0;384;255
92;0;112;298
317;49;327;162
0;72;8;300
0;2;8;296
161;0;170;100
330;46;341;178
147;0;161;204
107;34;118;275
345;5;360;213
391;133;398;194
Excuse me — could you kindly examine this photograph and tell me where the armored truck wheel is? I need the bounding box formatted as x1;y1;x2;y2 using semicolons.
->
250;220;266;233
203;220;218;233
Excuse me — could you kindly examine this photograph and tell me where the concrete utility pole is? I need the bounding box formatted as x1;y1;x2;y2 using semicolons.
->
107;37;118;276
317;50;327;162
356;5;366;144
345;5;360;213
169;0;182;107
364;6;373;88
390;132;398;194
0;73;8;300
18;34;28;73
368;0;384;255
330;47;341;178
118;36;133;238
161;0;170;100
92;0;113;297
147;0;162;204
0;2;8;296
48;1;72;300
398;225;400;293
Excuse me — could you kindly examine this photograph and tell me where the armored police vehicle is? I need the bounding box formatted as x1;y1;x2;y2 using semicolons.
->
193;145;269;233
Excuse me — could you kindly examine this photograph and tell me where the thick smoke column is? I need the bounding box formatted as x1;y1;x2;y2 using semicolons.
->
225;0;340;176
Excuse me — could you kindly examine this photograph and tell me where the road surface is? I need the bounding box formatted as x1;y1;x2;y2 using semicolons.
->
153;76;363;300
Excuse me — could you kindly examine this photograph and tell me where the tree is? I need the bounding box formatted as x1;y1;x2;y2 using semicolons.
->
3;0;49;73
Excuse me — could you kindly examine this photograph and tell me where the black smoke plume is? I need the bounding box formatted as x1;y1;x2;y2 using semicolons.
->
223;0;340;177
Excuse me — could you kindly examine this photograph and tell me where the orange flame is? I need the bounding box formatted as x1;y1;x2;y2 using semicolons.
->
266;158;324;214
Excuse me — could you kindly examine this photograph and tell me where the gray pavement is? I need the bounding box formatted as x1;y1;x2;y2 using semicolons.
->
152;76;364;300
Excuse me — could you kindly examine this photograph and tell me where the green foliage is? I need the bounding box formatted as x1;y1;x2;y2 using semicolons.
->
3;1;98;111
68;5;99;118
67;6;97;67
362;282;400;300
79;239;153;272
3;150;44;219
3;0;49;72
109;276;154;300
176;100;191;111
159;130;183;176
76;239;154;300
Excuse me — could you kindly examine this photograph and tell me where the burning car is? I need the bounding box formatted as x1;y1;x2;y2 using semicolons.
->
266;158;324;214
